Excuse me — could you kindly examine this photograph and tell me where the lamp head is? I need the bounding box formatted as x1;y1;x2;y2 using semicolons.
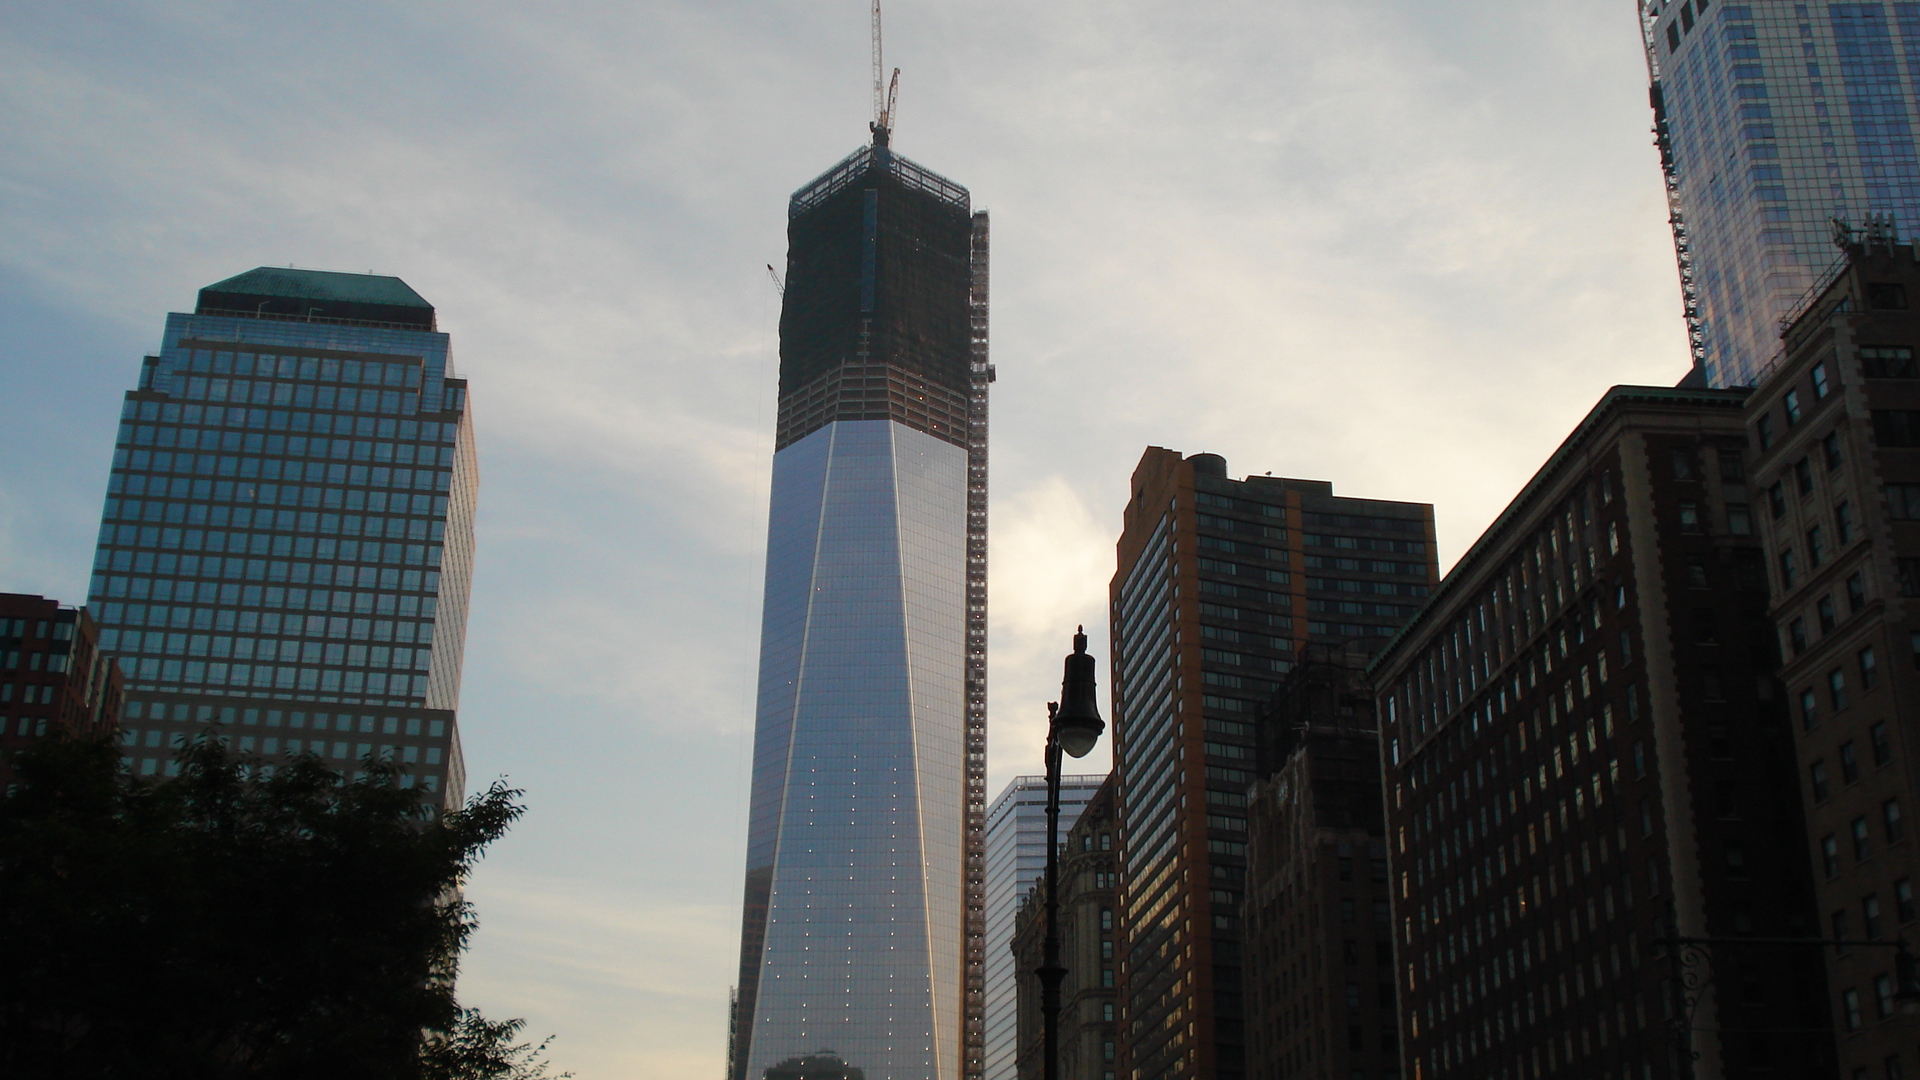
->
1054;626;1104;758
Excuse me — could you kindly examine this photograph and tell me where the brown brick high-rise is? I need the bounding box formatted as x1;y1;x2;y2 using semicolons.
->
1108;449;1435;1080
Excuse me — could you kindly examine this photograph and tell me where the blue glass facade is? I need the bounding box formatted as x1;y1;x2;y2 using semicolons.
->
734;137;991;1080
84;274;475;807
743;420;969;1080
1645;0;1920;387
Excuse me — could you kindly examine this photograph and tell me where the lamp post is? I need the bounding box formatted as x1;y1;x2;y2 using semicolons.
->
1039;627;1104;1080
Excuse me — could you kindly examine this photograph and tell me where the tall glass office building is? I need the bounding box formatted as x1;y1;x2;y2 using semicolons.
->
85;268;476;808
729;126;992;1080
982;774;1104;1080
1642;0;1920;387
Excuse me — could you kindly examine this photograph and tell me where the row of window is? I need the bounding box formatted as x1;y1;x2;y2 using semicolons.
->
168;349;423;387
123;397;460;444
110;632;429;669
119;658;427;697
101;525;445;558
1817;801;1906;876
120;437;453;471
123;700;446;733
125;757;442;792
1797;643;1878;729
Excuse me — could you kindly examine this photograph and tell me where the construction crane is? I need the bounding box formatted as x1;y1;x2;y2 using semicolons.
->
871;0;899;143
766;264;784;298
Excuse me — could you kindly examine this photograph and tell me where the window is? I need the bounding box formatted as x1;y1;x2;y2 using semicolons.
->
1863;346;1920;378
1780;548;1799;590
1728;503;1753;535
1785;390;1804;426
1721;448;1747;481
1837;501;1856;544
1796;457;1815;495
1873;411;1920;447
1812;760;1831;801
1802;687;1820;729
1843;741;1861;783
1848;571;1867;612
1868;283;1909;310
1680;502;1701;532
1769;481;1787;518
1687;557;1710;588
1819;596;1838;633
1674;447;1699;479
1855;816;1872;860
1887;799;1905;842
1835;909;1852;945
1824;835;1841;877
1825;430;1845;469
1759;414;1776;452
1900;559;1920;598
1845;988;1864;1030
1897;879;1915;923
1813;360;1832;398
1863;648;1881;692
1809;526;1827;567
1866;895;1884;939
1889;484;1920;520
1791;618;1809;656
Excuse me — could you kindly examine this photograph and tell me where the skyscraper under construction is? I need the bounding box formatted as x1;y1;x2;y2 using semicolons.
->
728;117;991;1080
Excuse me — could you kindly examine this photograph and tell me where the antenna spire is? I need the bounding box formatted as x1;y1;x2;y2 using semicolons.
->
870;1;899;147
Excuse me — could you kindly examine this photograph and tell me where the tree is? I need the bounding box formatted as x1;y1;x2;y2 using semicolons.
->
0;731;566;1080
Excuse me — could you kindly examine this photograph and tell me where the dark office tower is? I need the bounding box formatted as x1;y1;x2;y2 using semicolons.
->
1010;775;1120;1080
1748;241;1920;1076
86;268;475;809
730;124;991;1080
0;593;124;787
1107;449;1436;1080
1639;0;1920;388
1373;386;1831;1080
1242;645;1397;1080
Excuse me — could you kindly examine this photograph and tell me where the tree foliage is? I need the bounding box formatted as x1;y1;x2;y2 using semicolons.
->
0;731;563;1080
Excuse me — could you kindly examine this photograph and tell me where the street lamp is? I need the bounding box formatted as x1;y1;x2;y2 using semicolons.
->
1039;627;1104;1080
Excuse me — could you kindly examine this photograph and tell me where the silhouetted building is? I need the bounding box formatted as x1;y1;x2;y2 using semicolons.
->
0;593;123;787
986;774;1104;1080
1373;386;1830;1079
1640;0;1920;388
1011;775;1120;1080
1748;239;1920;1075
85;268;475;810
1108;449;1435;1080
1243;645;1398;1080
730;121;992;1080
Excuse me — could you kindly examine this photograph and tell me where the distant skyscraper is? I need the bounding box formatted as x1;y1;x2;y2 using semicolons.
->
729;122;992;1080
85;268;475;807
984;773;1105;1080
1108;449;1436;1080
1642;0;1920;387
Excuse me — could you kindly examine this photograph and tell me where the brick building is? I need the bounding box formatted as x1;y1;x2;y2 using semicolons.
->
1107;448;1435;1080
1371;386;1830;1079
1244;645;1399;1080
0;592;124;787
1746;240;1920;1076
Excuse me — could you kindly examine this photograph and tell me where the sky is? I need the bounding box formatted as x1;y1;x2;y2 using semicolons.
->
0;1;1691;1075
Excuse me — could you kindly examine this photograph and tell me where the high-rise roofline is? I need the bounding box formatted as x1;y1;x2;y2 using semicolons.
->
196;267;437;331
